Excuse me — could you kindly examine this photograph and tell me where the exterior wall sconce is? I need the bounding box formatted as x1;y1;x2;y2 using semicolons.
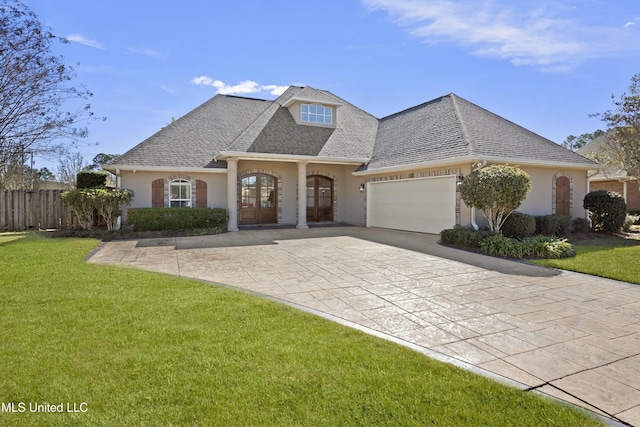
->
456;174;464;185
359;183;365;192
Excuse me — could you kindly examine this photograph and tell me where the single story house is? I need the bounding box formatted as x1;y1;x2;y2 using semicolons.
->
105;86;597;234
577;133;640;211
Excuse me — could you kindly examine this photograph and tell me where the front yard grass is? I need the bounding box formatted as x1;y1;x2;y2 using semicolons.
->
0;233;602;426
532;236;640;285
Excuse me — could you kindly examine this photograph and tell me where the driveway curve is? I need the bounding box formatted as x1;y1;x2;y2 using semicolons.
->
89;226;640;426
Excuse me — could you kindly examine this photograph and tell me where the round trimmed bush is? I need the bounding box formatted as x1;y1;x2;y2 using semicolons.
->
500;212;536;238
571;217;591;233
583;190;627;232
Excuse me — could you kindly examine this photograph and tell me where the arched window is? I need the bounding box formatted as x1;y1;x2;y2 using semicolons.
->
169;179;191;207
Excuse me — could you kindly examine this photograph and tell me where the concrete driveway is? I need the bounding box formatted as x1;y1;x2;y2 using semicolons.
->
89;226;640;426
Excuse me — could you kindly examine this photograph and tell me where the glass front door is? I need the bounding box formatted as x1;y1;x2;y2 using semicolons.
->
240;174;277;224
306;175;333;222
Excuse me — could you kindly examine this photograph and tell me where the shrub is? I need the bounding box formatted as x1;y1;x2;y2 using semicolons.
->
583;190;627;232
571;217;591;233
439;228;493;249
500;212;536;238
127;208;228;231
61;189;98;230
535;214;572;236
76;171;109;189
93;188;133;230
480;234;526;258
479;234;575;259
62;188;133;230
524;235;575;259
459;165;532;232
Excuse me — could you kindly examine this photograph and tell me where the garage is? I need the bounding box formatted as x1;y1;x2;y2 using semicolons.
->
366;176;457;234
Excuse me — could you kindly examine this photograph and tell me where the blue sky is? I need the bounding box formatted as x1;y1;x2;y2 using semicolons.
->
29;0;640;171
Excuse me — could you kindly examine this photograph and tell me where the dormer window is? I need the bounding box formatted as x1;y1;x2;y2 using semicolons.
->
301;104;332;125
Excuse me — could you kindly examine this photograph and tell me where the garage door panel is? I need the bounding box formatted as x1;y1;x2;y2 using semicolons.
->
366;176;456;234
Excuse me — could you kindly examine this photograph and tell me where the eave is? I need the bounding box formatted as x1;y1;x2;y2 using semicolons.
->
353;155;598;176
104;165;227;174
215;151;369;166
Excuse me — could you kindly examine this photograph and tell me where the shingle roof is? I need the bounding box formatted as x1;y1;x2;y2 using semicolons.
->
364;94;595;171
577;132;629;179
227;86;378;159
110;88;596;171
110;94;272;168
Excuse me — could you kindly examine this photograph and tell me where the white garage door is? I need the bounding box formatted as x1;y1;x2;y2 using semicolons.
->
366;176;456;234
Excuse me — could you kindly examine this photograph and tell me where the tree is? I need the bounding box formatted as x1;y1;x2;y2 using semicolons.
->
37;167;56;182
459;165;532;233
0;0;104;189
561;130;605;151
591;73;640;187
57;151;87;189
87;153;119;171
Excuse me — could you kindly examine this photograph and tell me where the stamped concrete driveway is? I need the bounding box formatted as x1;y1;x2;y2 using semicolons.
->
89;226;640;426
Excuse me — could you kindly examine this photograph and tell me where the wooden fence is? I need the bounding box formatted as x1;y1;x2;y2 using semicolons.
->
0;190;78;231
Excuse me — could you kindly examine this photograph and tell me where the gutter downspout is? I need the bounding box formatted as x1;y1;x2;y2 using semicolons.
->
470;160;487;231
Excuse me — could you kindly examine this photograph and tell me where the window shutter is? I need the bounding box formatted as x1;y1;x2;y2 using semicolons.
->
196;180;207;208
152;179;164;208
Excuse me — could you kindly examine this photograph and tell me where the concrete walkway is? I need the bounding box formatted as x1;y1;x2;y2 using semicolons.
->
88;227;640;426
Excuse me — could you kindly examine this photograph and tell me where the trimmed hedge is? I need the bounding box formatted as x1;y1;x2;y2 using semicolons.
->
127;207;227;231
571;217;591;233
500;212;536;238
77;171;109;189
439;228;493;249
535;214;572;236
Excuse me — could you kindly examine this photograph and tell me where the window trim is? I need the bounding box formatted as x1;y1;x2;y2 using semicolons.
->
169;179;192;207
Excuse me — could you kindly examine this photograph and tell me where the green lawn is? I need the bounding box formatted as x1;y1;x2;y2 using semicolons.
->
0;233;602;426
532;236;640;285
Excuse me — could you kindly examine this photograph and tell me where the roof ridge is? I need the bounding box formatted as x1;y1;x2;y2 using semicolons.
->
378;94;449;121
448;93;475;157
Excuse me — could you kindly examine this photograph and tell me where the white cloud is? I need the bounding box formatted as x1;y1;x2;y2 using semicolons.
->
192;77;289;96
362;0;639;70
66;34;104;49
127;47;168;59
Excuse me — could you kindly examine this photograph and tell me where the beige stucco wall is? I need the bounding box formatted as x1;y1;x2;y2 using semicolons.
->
117;162;365;226
117;163;589;228
118;170;227;222
518;166;588;218
359;163;588;231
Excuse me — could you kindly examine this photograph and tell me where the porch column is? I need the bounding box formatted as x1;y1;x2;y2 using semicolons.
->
226;158;239;231
297;161;308;229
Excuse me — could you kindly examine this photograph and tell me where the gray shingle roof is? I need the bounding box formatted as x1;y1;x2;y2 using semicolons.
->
110;88;596;171
364;94;595;171
110;94;272;168
577;132;629;179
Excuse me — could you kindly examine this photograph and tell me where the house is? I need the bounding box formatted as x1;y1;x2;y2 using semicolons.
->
577;133;640;211
105;86;597;234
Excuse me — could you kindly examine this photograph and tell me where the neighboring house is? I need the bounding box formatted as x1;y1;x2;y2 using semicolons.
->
105;86;596;234
577;133;640;211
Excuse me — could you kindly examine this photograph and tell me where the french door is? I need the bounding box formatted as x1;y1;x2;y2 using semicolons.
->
306;175;333;222
240;174;277;224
